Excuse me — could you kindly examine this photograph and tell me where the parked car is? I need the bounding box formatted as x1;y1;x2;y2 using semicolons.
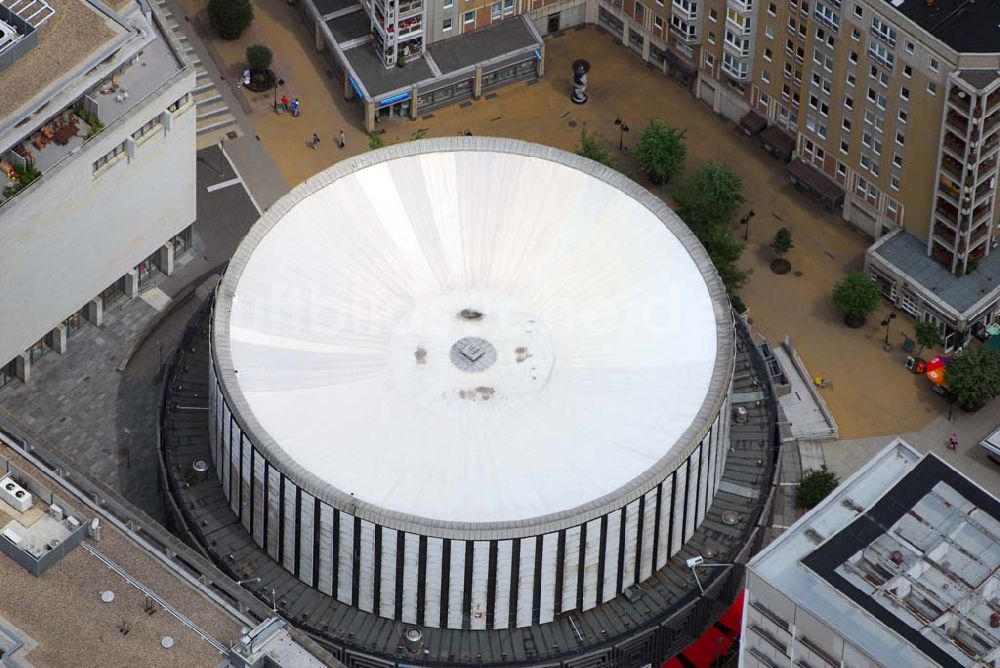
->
979;425;1000;463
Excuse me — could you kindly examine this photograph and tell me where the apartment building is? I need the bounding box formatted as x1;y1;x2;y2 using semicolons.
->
742;439;999;668
0;0;196;387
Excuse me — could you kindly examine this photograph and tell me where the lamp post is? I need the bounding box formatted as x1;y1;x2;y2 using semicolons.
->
272;77;286;112
614;117;629;152
740;209;756;241
881;312;897;351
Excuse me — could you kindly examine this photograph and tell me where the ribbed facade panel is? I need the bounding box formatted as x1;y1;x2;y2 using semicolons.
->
208;374;731;630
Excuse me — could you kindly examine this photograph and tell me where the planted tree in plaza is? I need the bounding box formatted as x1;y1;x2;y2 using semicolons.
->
208;0;253;40
575;129;618;170
770;227;793;274
831;271;880;328
944;346;1000;411
673;161;744;232
914;321;942;358
673;162;749;292
245;44;274;89
634;120;687;185
797;466;840;509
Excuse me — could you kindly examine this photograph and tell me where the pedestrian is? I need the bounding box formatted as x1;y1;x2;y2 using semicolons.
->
311;133;320;150
338;130;346;149
290;98;300;117
280;94;289;111
948;433;958;450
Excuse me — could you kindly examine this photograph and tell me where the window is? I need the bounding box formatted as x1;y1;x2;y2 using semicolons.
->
891;175;900;190
837;162;847;176
895;131;905;146
871;16;896;46
768;2;776;14
709;8;717;20
656;0;664;5
845;95;853;109
809;93;820;109
491;2;500;19
930;57;939;72
850;50;858;64
901;86;909;100
814;2;839;30
443;0;453;8
707;31;716;43
705;52;715;67
847;73;855;87
842;118;852;131
762;69;770;83
853;4;862;17
634;1;644;22
904;40;914;54
654;15;663;30
92;140;127;174
764;47;773;61
903;64;912;78
765;25;774;38
927;81;937;95
132;117;161;141
822;78;832;94
464;10;475;24
821;101;829;116
840;140;849;154
442;17;453;29
862;130;873;148
851;27;860;41
893;153;903;168
869;40;894;70
898;108;908;123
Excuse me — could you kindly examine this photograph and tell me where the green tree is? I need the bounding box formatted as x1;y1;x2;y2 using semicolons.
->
944;346;1000;411
673;162;744;231
246;44;273;74
797;466;840;509
913;321;942;358
208;0;253;40
368;131;385;150
832;271;880;327
772;228;793;258
700;225;751;292
575;129;618;170
633;120;687;185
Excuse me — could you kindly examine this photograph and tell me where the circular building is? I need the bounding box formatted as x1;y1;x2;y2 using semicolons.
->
209;138;734;632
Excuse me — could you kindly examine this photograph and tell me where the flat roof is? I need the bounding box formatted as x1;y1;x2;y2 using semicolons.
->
220;139;725;525
0;445;242;666
871;230;1000;315
427;16;539;74
325;10;368;42
751;439;1000;668
343;42;434;97
882;0;1000;54
0;0;125;122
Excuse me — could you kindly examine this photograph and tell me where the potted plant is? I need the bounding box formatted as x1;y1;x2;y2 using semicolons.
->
944;346;1000;412
208;0;254;40
245;45;275;91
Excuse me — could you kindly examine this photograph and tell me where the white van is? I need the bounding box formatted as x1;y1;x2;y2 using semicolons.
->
980;425;1000;463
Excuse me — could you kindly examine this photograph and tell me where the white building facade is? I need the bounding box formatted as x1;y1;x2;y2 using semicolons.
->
0;0;196;385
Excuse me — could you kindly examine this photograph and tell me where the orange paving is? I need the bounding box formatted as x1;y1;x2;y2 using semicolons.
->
187;12;941;439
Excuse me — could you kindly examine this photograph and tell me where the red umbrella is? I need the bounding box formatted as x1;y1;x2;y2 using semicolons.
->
926;356;950;386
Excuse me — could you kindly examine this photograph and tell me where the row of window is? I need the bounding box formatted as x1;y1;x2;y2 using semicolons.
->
442;0;512;31
92;95;189;175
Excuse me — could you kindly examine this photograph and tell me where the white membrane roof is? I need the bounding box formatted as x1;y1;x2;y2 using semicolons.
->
226;146;720;523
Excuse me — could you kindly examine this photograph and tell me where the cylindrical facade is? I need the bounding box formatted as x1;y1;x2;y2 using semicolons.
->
209;138;735;630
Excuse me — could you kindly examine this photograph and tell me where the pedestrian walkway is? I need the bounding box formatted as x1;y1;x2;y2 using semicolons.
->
822;396;1000;497
152;0;242;148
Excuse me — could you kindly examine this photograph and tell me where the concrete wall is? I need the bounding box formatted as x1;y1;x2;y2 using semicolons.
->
0;72;196;365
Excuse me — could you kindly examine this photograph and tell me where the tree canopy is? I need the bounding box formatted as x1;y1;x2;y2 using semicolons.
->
633;120;686;184
832;271;880;321
208;0;253;40
945;345;1000;411
575;129;618;171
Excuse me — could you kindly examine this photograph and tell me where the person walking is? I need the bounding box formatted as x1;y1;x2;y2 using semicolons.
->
338;130;346;149
311;133;320;150
948;433;959;450
290;98;300;117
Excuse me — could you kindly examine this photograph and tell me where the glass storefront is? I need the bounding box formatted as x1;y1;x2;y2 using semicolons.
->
417;79;474;111
0;359;15;389
628;29;644;54
172;225;193;256
64;310;84;339
599;7;624;35
102;277;126;308
481;59;536;90
28;337;49;363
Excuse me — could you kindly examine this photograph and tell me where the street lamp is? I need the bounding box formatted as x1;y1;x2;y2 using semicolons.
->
740;209;756;241
273;77;286;112
685;556;734;595
881;312;897;351
614;117;629;151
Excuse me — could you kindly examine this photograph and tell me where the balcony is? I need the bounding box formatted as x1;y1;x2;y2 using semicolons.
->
978;155;997;177
943;131;967;159
935;196;959;221
727;0;753;12
673;0;699;20
940;155;963;181
670;25;700;44
975;179;994;200
948;87;973;113
947;111;969;135
934;225;957;247
987;90;1000;115
982;133;1000;157
972;200;992;223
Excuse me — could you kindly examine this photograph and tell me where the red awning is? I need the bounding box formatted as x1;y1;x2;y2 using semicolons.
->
661;591;745;668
